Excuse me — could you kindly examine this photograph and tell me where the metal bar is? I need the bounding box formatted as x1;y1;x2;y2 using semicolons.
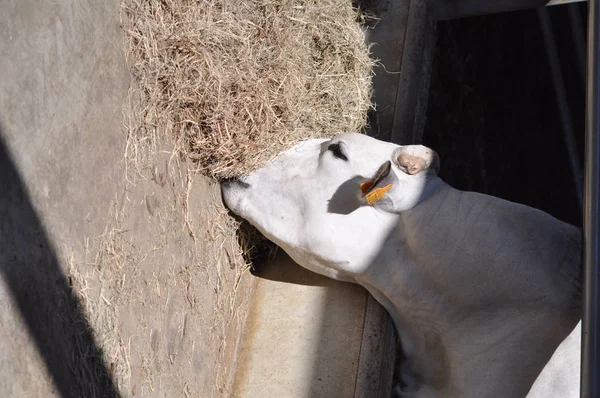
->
435;0;548;20
582;0;600;395
537;7;584;207
435;0;587;21
548;0;587;6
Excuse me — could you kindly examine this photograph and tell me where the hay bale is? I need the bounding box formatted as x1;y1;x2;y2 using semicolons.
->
122;0;374;179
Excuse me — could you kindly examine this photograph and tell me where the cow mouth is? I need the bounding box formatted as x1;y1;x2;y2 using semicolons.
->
221;178;251;190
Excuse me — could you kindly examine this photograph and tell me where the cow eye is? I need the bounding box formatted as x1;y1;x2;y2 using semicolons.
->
328;143;348;161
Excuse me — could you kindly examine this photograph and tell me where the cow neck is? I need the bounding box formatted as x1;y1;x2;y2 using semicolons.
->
401;182;582;310
359;181;582;397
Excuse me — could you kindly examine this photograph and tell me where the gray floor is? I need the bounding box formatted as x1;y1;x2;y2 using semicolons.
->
0;1;129;396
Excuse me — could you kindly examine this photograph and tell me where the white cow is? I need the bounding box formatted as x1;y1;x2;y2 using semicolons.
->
221;133;582;397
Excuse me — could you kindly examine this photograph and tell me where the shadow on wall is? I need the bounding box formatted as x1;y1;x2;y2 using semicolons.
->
0;130;120;398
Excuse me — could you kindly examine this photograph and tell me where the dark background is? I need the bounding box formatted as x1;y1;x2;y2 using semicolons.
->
424;4;587;227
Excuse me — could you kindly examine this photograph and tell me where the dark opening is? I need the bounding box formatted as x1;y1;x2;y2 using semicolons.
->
423;3;587;227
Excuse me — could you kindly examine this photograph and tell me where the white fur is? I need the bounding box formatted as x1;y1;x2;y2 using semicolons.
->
222;133;582;397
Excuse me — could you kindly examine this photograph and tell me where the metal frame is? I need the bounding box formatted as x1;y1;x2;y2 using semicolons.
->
436;0;586;20
583;1;600;395
549;0;588;5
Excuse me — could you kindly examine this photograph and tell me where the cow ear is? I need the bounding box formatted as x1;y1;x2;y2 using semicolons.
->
393;145;439;176
360;161;398;205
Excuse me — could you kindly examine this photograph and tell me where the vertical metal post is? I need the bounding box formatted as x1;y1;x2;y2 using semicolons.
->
582;0;600;396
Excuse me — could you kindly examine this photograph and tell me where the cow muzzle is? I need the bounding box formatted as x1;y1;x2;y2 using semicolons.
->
220;178;250;215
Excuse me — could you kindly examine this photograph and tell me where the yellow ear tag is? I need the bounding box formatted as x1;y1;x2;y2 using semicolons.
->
365;184;392;205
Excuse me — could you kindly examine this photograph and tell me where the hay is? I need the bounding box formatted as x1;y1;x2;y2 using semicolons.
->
122;0;374;179
65;202;136;397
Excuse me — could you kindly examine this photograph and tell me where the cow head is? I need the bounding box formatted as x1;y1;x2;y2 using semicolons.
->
221;133;441;280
